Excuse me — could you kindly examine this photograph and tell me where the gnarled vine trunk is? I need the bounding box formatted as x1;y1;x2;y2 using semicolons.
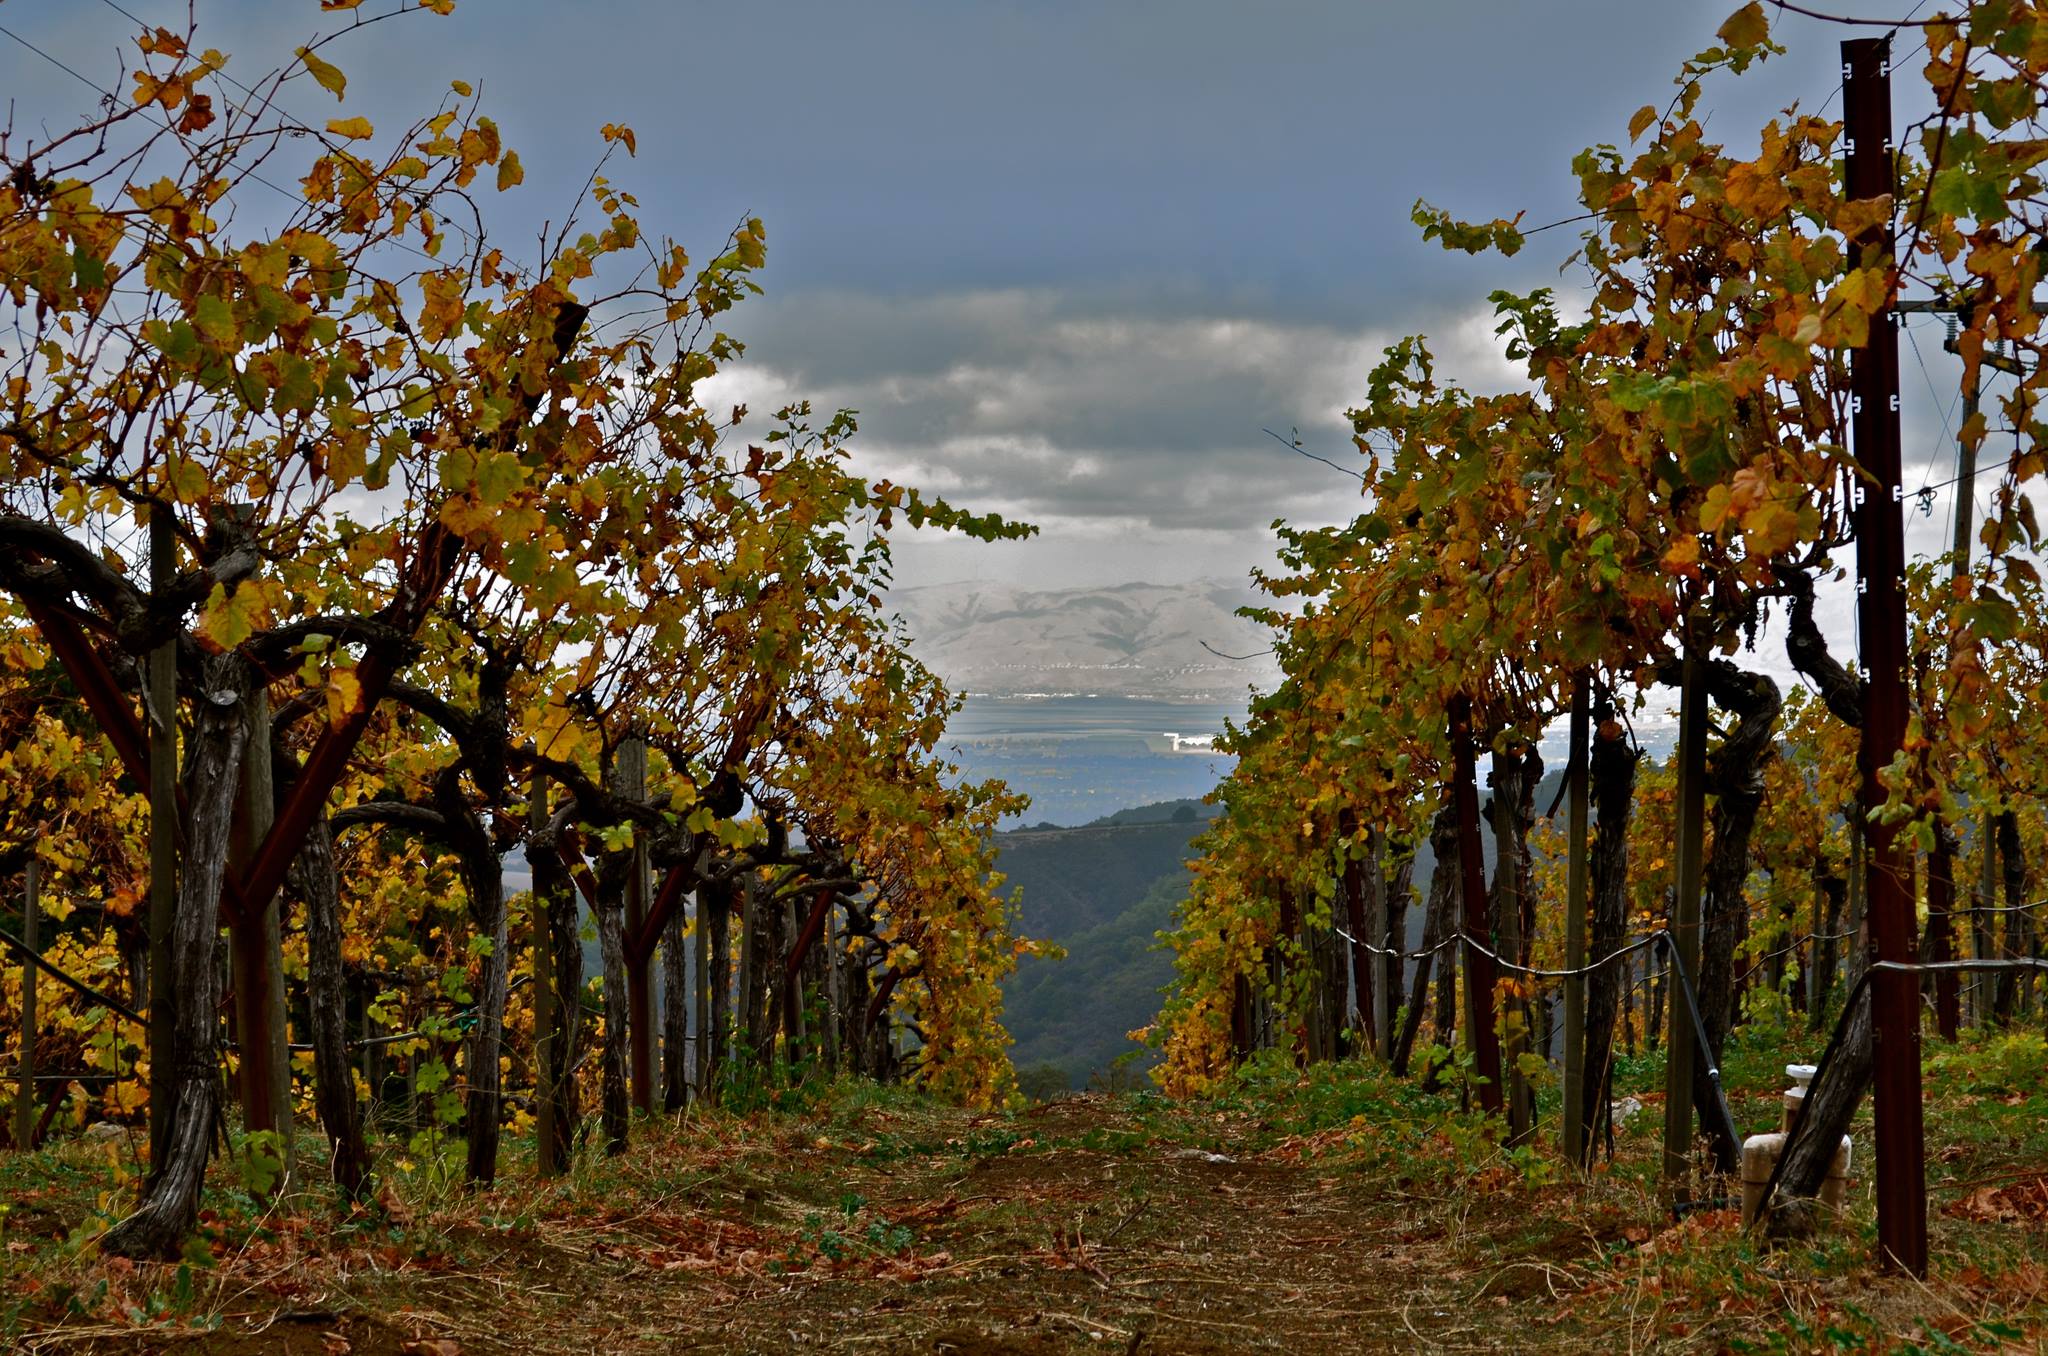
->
1488;747;1539;1142
1393;805;1458;1079
102;653;249;1259
594;847;631;1154
1697;664;1780;1059
445;795;508;1185
1763;984;1872;1239
292;813;369;1195
1379;844;1414;1062
1578;715;1638;1168
526;818;581;1171
1994;809;2031;1023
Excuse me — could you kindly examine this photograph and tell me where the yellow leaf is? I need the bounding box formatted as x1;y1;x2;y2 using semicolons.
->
600;122;637;156
324;670;363;727
421;0;456;14
1740;500;1802;557
497;149;523;191
450;79;473;96
1661;535;1701;576
196;581;267;652
1699;483;1734;534
296;46;346;99
326;116;375;140
1717;2;1769;48
1627;104;1658;142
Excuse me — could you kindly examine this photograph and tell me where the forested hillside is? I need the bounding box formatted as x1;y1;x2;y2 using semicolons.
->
992;803;1214;1090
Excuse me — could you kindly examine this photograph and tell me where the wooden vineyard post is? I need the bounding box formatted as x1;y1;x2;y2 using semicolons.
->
1447;694;1503;1115
1340;810;1375;1051
529;768;561;1177
695;881;715;1099
661;900;690;1113
13;859;37;1151
1562;674;1591;1168
1945;311;1983;1041
1662;646;1707;1188
1373;830;1400;1061
146;507;178;1165
1928;829;1960;1041
228;681;293;1188
1845;34;1928;1276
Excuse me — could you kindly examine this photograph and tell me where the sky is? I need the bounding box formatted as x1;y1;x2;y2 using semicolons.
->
1;0;1992;692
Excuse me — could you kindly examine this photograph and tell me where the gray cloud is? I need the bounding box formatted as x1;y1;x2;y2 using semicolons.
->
702;287;1536;539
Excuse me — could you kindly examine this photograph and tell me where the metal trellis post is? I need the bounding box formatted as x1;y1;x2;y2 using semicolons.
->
1845;34;1929;1277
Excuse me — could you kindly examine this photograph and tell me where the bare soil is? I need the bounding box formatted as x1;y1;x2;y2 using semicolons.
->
16;1095;1532;1355
14;1066;2043;1355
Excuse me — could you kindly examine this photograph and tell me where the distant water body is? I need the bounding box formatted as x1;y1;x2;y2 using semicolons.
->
943;694;1245;827
947;694;1249;744
941;693;1682;828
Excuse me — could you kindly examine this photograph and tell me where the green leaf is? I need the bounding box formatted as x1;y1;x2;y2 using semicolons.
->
72;246;108;292
1964;592;2022;642
415;1057;450;1094
192;294;236;347
1929;163;2009;224
236;1130;286;1197
143;318;199;367
273;354;319;414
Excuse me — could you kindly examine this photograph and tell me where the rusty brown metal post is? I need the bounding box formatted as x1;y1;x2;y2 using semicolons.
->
1845;34;1928;1277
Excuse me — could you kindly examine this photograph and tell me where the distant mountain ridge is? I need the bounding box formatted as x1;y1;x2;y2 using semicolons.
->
889;577;1283;700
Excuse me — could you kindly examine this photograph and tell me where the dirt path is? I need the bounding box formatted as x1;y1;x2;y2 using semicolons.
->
47;1092;1534;1356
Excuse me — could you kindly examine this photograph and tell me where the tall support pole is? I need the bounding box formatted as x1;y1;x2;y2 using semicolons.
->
1972;820;1998;1023
1845;35;1928;1276
528;768;560;1176
1448;694;1503;1115
228;684;293;1187
1340;810;1375;1050
694;881;714;1100
13;859;38;1150
1662;646;1707;1186
1562;674;1591;1168
1952;333;1988;1030
1371;828;1398;1060
146;507;178;1166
